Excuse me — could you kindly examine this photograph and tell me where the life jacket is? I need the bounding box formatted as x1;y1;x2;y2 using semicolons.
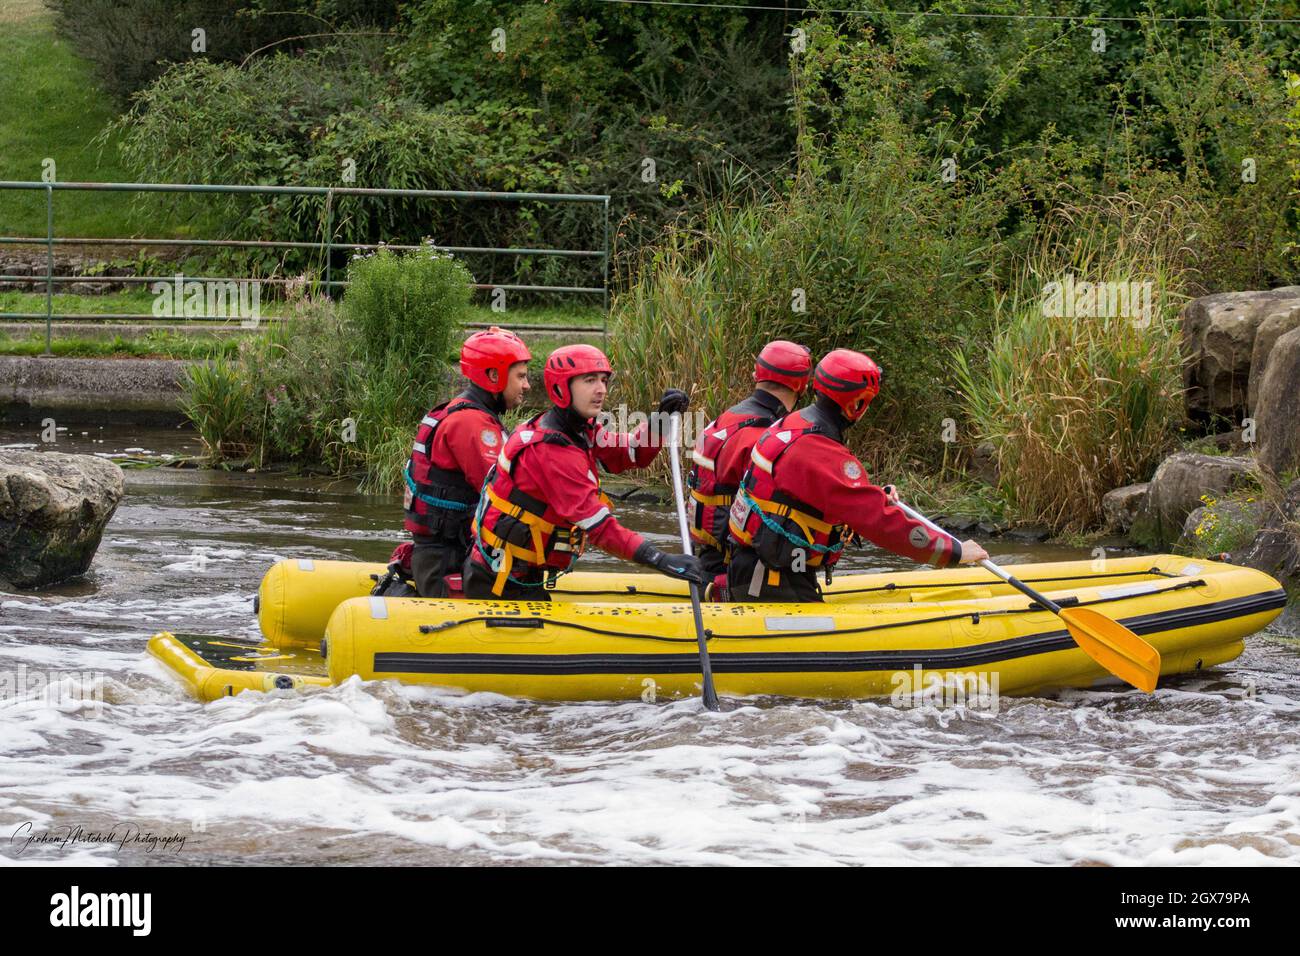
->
471;413;613;597
687;399;781;553
727;419;847;587
402;395;499;541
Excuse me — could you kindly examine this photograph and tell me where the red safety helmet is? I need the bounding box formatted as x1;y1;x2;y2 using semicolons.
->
813;349;881;421
461;326;531;394
544;344;612;409
754;339;813;393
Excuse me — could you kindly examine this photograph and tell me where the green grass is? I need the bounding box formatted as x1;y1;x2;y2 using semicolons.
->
0;287;294;318
0;331;239;359
0;288;603;324
0;288;604;327
464;302;605;328
0;0;158;237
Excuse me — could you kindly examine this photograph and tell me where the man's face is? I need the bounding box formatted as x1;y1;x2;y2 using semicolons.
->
568;372;609;419
501;361;531;409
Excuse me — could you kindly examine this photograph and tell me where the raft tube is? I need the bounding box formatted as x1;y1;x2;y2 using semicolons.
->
148;633;330;700
314;556;1284;701
258;554;1259;650
258;557;701;649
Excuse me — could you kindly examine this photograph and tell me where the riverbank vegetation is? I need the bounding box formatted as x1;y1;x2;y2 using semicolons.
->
182;248;468;489
38;1;1300;533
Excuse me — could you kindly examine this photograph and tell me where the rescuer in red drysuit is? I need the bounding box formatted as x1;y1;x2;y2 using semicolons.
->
402;326;532;597
687;339;813;577
726;349;990;603
464;344;710;600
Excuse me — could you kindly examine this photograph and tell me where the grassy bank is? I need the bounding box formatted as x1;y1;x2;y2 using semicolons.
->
0;0;146;236
0;331;238;359
0;287;603;323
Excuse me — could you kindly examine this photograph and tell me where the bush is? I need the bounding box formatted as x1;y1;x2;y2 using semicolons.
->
181;248;471;488
110;49;481;273
48;0;400;105
342;246;469;370
181;356;257;460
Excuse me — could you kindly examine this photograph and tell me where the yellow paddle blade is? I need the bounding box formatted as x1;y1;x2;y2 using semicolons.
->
1059;606;1162;693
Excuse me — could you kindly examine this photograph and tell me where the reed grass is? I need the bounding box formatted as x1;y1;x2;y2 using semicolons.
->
954;193;1195;532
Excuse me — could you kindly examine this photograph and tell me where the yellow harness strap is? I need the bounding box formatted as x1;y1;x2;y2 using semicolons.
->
742;492;837;566
476;486;613;596
690;489;733;507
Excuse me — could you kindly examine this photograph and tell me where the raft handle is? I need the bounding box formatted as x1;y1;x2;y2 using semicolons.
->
420;617;545;633
1028;595;1080;612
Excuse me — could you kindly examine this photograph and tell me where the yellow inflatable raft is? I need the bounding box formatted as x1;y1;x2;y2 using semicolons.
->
152;555;1286;702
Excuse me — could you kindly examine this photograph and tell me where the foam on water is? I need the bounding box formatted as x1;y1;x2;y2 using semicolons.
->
0;435;1297;865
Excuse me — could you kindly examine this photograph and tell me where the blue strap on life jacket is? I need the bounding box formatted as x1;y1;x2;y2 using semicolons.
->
405;460;472;512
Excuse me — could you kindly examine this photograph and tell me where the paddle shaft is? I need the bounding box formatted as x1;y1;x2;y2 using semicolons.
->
666;412;720;711
897;502;1064;613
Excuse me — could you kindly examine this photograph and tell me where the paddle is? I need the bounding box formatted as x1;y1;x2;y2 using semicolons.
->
897;501;1162;693
666;411;721;711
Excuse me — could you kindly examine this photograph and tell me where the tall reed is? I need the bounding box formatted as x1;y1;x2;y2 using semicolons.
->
954;193;1196;532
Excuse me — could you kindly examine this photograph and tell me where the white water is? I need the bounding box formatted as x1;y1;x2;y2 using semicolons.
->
2;428;1297;866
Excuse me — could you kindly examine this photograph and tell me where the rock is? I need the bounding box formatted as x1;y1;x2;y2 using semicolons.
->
935;514;980;535
1181;287;1300;424
1102;482;1149;533
1248;308;1300;410
976;518;1009;536
0;451;124;589
971;441;998;485
1131;452;1256;548
1177;500;1264;553
1004;525;1051;542
1254;325;1300;478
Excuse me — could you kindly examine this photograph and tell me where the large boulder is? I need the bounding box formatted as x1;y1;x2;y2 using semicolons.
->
1101;482;1148;534
1178;500;1265;553
1235;479;1300;636
1131;451;1256;548
1248;308;1300;410
1254;325;1300;478
1181;287;1300;425
0;451;124;589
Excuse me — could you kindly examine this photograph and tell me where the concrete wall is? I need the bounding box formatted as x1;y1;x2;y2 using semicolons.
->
0;356;189;425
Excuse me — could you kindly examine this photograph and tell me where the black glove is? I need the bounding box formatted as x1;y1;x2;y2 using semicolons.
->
657;388;690;416
633;541;710;590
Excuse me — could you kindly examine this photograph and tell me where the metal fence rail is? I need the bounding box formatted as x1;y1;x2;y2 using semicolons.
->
0;181;611;353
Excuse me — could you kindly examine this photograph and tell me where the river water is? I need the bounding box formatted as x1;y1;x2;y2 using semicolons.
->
1;425;1297;866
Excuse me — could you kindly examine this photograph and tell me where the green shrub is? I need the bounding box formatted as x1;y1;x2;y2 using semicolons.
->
48;0;399;105
342;246;469;370
180;248;471;487
181;357;257;460
1185;493;1264;558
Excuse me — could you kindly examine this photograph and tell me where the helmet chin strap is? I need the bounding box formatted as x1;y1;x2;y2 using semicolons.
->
560;402;595;434
465;381;507;415
812;393;854;435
